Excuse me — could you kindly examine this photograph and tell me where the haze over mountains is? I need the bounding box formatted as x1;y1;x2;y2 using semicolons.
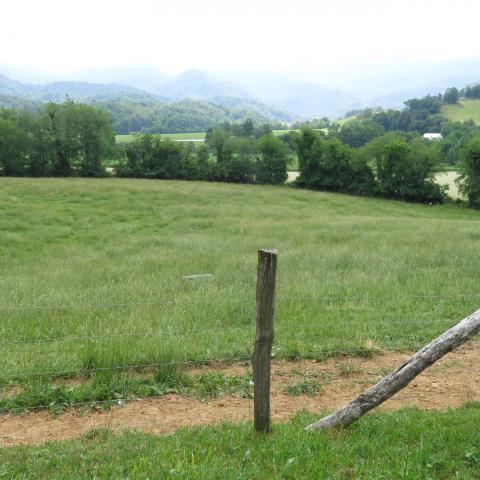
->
2;57;480;121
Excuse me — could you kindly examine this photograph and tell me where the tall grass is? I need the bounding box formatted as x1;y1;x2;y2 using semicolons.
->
1;178;480;383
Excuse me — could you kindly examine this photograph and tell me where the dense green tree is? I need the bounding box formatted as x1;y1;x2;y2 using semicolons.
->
404;95;443;114
440;120;479;165
255;134;288;184
293;127;325;180
0;117;28;176
119;134;192;179
461;84;480;99
206;127;231;164
220;137;255;183
32;102;114;177
194;144;210;180
358;132;409;164
458;137;480;208
339;118;385;148
294;128;375;195
443;87;460;104
375;139;444;202
77;105;115;177
241;119;255;139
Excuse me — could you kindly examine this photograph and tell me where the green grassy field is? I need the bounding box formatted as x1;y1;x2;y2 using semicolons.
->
1;177;480;389
115;129;325;144
2;407;480;478
2;178;480;477
441;99;480;124
116;132;207;143
436;171;462;199
336;116;357;126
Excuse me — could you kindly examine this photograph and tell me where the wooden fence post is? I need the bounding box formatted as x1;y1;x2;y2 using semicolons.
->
253;249;278;433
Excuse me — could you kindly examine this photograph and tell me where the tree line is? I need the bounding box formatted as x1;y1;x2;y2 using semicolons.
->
338;90;480;166
0;101;115;177
2;99;480;208
294;128;445;203
295;125;480;208
118;120;288;185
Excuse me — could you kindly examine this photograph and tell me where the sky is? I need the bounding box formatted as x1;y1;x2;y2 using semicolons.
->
2;0;480;75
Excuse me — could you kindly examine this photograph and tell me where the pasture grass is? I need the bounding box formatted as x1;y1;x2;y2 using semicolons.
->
435;171;462;200
1;177;480;397
441;99;480;124
336;115;357;125
270;129;325;137
115;129;324;144
116;132;206;143
2;406;480;478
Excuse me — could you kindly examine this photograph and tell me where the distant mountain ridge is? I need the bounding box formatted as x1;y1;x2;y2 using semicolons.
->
0;72;292;134
0;73;161;103
159;69;251;100
5;58;480;121
0;65;361;119
69;66;361;117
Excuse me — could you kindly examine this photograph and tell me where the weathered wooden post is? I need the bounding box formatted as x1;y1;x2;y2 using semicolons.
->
252;249;278;433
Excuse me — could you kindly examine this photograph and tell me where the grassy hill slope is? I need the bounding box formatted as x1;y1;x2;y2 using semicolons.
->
2;178;480;477
1;177;480;382
441;99;480;124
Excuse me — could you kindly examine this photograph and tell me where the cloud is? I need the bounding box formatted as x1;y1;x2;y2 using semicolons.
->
1;0;479;74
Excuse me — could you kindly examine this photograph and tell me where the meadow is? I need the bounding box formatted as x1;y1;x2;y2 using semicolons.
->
436;170;462;199
441;99;480;124
1;177;480;389
115;129;324;144
116;132;207;143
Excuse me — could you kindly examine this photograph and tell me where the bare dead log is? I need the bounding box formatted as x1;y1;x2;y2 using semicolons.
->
306;307;480;431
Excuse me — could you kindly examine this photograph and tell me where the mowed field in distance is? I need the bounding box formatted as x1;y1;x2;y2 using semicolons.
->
115;129;326;144
1;178;480;382
116;131;207;143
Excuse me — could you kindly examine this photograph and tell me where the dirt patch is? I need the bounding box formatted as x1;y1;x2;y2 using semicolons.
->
1;344;479;447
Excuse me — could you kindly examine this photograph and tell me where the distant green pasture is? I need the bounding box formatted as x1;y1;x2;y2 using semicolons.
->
441;99;480;125
115;129;326;144
116;132;206;143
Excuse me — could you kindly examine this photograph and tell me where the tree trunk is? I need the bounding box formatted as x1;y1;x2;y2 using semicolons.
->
306;307;480;431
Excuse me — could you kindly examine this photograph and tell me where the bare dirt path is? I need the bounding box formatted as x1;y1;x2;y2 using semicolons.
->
1;344;479;447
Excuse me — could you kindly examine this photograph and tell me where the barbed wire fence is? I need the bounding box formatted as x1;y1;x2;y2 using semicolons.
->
0;250;478;427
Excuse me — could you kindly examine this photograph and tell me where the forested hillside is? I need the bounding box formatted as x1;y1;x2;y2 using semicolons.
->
91;98;288;134
0;72;290;134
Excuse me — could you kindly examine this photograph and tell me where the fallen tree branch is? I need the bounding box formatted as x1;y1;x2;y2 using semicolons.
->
306;307;480;431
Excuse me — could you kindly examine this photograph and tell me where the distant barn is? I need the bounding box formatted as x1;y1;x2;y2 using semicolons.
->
423;133;443;141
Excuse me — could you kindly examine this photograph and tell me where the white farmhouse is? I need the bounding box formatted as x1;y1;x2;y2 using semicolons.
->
423;133;443;141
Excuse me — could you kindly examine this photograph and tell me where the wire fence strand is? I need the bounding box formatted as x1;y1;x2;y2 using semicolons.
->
0;297;250;312
0;317;461;346
1;292;479;312
0;348;387;381
0;324;256;346
1;355;255;379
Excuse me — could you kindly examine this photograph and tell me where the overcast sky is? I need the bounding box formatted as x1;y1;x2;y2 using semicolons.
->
2;0;480;75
